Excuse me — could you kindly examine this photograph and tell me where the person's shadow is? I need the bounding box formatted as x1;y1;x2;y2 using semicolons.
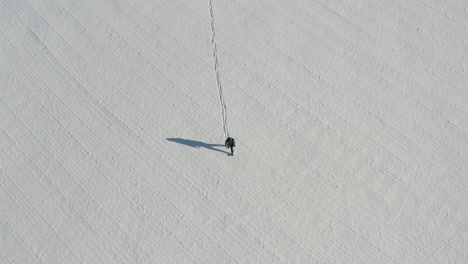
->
166;138;230;155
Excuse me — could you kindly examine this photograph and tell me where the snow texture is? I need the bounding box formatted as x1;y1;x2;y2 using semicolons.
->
1;0;468;263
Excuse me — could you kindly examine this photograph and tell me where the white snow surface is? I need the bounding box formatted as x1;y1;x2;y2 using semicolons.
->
1;0;468;263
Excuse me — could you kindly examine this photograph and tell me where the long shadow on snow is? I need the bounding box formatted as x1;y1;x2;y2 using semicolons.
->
166;138;230;155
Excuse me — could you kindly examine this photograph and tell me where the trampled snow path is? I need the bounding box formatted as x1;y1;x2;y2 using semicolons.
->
1;0;467;263
209;0;230;139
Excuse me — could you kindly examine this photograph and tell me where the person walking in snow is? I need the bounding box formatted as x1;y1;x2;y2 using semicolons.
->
225;137;235;155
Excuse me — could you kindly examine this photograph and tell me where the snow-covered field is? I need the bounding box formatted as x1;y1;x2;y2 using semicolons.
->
1;0;468;263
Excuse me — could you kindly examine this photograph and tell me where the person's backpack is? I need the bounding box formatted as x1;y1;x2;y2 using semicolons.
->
225;137;235;148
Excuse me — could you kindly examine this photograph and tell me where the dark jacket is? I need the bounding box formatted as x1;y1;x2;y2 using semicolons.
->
225;137;235;148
